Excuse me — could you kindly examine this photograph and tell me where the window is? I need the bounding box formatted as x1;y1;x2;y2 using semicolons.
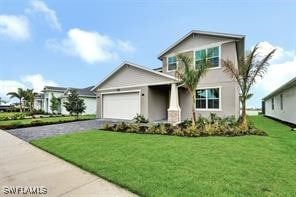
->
195;46;219;69
271;97;274;110
168;56;177;71
196;88;220;109
280;94;283;110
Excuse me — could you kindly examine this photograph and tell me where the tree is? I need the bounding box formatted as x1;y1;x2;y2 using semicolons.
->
223;43;276;129
63;89;86;119
23;89;38;113
7;88;26;112
0;97;7;105
176;54;211;126
50;93;60;114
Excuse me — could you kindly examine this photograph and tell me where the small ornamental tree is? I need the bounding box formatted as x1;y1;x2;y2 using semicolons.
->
50;93;60;114
63;89;86;119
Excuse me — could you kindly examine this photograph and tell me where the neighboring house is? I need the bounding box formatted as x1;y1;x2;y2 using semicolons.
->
37;86;96;114
92;30;244;124
61;86;97;115
263;77;296;125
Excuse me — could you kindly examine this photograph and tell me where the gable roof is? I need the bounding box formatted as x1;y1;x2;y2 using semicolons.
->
64;86;96;97
91;61;178;91
158;30;245;60
263;76;296;100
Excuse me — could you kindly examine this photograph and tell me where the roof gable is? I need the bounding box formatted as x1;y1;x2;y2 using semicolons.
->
92;61;177;91
158;30;245;59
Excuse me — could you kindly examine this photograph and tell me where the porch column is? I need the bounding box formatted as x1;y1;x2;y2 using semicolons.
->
168;83;181;124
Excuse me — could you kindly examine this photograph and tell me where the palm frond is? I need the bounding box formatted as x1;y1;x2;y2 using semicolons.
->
246;48;276;93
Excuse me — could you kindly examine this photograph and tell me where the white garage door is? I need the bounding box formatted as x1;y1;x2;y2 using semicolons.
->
102;92;140;120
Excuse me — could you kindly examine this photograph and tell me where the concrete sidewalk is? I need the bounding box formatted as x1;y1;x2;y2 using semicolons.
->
0;131;136;197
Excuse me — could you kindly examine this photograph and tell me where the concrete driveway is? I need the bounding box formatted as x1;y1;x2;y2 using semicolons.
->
6;119;111;142
0;131;136;197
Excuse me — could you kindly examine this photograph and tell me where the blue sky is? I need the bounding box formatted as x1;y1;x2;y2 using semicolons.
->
0;0;295;107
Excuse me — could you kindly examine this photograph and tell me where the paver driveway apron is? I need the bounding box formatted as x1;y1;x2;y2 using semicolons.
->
0;130;136;197
6;119;110;141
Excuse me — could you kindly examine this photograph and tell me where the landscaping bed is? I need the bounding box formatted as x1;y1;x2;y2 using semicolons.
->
0;114;96;130
103;114;266;137
31;116;296;196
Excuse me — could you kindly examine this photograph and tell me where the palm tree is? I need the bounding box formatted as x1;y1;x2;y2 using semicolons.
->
24;89;37;113
176;54;211;126
223;43;276;128
7;88;26;112
0;97;7;105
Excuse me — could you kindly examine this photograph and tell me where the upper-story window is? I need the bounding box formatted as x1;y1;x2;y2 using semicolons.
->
167;56;177;71
195;46;219;69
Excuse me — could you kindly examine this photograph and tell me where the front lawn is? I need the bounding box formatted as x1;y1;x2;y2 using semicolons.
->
32;116;296;196
0;114;96;129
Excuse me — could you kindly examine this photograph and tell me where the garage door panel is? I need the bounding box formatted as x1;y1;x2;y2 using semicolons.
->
102;92;140;120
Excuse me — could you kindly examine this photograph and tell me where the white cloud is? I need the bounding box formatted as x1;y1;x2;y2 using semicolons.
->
0;15;30;40
0;74;58;103
47;28;135;64
21;74;58;92
249;42;296;107
27;0;61;31
117;40;136;52
255;41;295;63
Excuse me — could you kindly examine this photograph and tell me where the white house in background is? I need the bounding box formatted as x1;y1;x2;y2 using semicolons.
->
263;77;296;125
36;86;96;115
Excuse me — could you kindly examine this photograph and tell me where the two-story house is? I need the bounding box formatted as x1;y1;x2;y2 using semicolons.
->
92;30;244;124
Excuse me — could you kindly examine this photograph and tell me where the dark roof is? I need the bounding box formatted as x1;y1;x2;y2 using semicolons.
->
43;86;67;92
153;67;162;71
65;86;96;97
263;77;296;100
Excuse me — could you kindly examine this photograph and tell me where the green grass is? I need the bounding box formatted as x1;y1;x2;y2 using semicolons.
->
32;116;296;196
0;114;96;129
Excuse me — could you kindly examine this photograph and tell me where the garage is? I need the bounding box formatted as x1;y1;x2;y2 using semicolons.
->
102;92;140;120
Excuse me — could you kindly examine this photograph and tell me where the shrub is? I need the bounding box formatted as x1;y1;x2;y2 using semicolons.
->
196;116;208;127
178;119;192;129
138;125;148;133
100;114;267;138
133;114;149;123
127;123;140;133
172;127;184;136
147;124;158;134
184;125;199;137
102;123;112;131
11;113;26;120
115;122;128;132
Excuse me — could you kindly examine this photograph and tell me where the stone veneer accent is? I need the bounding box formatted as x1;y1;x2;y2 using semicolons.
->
168;110;181;124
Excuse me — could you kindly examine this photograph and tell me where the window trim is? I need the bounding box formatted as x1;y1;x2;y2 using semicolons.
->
195;86;222;111
194;45;221;70
166;55;178;72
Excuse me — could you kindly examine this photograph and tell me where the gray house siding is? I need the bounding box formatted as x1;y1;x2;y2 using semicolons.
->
179;81;240;120
264;86;296;124
148;86;169;121
98;64;174;90
161;36;240;120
